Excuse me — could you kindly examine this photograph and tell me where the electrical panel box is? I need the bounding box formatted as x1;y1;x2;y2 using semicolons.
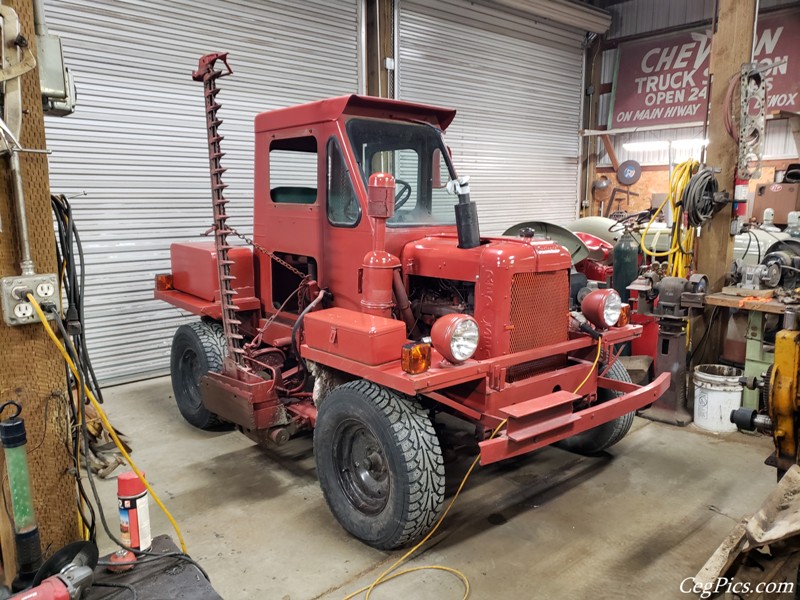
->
0;273;60;326
37;33;76;116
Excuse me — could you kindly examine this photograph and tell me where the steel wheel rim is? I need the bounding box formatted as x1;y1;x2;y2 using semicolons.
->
178;348;203;409
333;420;390;515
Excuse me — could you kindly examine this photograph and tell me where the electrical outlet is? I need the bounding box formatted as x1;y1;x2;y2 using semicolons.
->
36;282;55;298
1;273;60;326
13;303;33;319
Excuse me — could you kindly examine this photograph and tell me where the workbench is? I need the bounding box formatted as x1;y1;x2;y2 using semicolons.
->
705;293;799;409
705;293;793;315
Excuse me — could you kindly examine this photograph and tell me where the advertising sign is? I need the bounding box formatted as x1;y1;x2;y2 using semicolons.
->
610;10;800;129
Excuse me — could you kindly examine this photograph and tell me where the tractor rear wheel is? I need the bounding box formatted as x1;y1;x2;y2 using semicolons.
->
555;360;635;456
170;320;227;430
314;380;445;550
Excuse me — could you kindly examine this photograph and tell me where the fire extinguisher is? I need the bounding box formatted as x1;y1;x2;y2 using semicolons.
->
732;171;749;218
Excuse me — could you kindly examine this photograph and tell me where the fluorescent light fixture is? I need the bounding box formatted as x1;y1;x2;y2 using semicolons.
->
671;138;709;149
622;138;709;152
622;141;669;151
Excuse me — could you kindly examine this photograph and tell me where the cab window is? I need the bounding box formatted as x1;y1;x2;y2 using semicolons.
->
327;138;360;226
269;136;318;204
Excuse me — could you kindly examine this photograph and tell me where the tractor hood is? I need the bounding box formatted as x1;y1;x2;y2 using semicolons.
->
400;234;572;281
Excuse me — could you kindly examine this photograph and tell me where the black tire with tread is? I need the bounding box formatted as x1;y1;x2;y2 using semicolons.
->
555;361;635;455
314;380;445;550
170;320;226;430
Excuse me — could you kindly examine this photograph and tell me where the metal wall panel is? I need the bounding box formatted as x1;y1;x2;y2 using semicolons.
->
44;0;360;384
398;0;585;234
606;0;792;39
606;0;714;39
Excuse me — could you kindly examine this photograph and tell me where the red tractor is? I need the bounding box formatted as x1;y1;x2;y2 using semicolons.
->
155;54;669;550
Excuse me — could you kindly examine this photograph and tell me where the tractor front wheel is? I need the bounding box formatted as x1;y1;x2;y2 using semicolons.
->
170;320;227;430
314;380;445;550
555;360;635;455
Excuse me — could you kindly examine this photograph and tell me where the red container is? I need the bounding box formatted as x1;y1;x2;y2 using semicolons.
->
118;471;152;551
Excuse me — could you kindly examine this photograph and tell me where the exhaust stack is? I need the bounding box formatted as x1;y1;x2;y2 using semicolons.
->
450;176;480;249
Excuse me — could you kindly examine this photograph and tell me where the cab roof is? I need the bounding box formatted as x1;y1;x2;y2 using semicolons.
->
254;94;457;133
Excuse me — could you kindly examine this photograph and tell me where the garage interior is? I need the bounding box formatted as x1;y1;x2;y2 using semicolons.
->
0;0;799;598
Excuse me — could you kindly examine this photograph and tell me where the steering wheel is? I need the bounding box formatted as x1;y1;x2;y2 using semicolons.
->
394;179;412;210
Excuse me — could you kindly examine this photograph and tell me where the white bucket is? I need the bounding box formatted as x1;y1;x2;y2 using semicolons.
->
693;365;743;433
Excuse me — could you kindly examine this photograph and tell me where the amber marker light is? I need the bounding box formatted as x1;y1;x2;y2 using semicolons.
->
402;342;432;374
617;303;631;327
155;273;173;291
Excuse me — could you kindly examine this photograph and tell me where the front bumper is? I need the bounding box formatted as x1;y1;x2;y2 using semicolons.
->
478;371;670;464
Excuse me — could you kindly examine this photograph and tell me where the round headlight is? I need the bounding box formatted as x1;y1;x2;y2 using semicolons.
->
431;314;480;364
581;289;622;329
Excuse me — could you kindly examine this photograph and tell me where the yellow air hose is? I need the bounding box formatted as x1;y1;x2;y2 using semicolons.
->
640;158;699;278
28;294;188;553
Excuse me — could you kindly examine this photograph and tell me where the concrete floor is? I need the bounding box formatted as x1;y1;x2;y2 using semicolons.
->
91;376;778;600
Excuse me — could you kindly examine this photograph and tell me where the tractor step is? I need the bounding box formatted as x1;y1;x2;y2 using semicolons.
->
499;390;579;419
499;390;580;443
506;413;580;442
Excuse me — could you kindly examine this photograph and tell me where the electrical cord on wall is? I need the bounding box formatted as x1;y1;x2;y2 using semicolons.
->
48;307;207;574
346;337;604;599
27;296;210;579
51;194;105;406
41;193;210;579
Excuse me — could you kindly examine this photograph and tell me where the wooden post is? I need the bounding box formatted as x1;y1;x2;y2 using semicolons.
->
695;0;757;290
692;0;757;366
365;0;395;98
0;0;77;582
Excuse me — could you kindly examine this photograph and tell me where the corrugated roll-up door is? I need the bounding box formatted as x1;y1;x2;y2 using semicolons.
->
398;0;586;234
44;0;360;384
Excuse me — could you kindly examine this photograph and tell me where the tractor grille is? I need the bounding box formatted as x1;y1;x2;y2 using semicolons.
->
507;271;569;382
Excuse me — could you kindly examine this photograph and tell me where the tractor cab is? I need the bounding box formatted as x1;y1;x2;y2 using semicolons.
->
253;95;464;314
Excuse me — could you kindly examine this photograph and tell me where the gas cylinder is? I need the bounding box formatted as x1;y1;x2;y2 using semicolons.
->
613;229;639;303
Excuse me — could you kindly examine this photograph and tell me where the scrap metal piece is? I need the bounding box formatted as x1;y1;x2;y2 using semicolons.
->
738;62;766;180
696;465;800;589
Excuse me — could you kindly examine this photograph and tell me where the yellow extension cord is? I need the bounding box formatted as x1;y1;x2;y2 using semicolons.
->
640;158;699;279
27;294;188;554
347;337;604;600
30;284;604;593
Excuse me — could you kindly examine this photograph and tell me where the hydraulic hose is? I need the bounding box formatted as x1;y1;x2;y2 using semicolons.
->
291;290;326;367
682;167;719;228
392;270;415;332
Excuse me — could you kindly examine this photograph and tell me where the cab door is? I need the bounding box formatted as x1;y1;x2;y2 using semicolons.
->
254;130;323;315
322;134;372;310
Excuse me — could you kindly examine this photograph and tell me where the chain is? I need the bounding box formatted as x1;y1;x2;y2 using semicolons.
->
224;225;308;279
